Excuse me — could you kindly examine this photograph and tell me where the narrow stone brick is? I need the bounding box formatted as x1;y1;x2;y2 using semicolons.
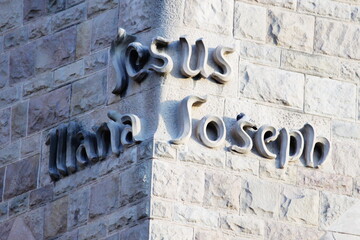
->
23;72;54;98
29;185;53;208
54;59;84;86
28;18;51;40
4;28;28;49
23;207;45;240
120;222;149;239
84;49;108;75
259;161;297;184
91;9;118;51
68;187;89;227
47;0;66;13
265;221;324;240
174;205;219;228
238;40;281;67
24;0;46;22
0;108;10;146
226;152;259;176
0;141;20;168
0;86;20;109
4;154;39;200
220;214;264;237
44;197;68;239
10;44;36;85
298;0;351;20
51;3;86;32
150;221;193;240
78;221;106;240
178;147;225;167
21;133;40;157
87;0;118;18
76;21;91;58
11;101;28;141
28;86;70;134
0;0;22;33
9;193;29;216
0;53;8;88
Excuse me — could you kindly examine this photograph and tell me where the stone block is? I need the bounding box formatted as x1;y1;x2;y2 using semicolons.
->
267;9;314;52
11;101;28;141
21;133;40;157
88;0;118;18
47;0;66;13
71;70;106;116
28;86;70;134
178;167;205;204
153;141;176;160
280;185;319;225
4;154;38;200
54;59;84;86
320;192;359;229
119;222;149;240
51;3;86;32
151;199;172;219
0;53;8;88
265;221;324;240
259;161;297;184
281;49;340;78
204;172;242;210
0;202;7;221
29;185;53;209
241;177;279;217
226;152;259;176
9;193;29;216
0;108;10;146
28;18;51;40
184;0;233;35
238;40;281;67
78;221;106;240
315;18;360;60
4;28;28;50
0;86;20;109
174;204;219;228
220;214;264;237
76;21;91;58
24;0;45;22
332;137;360;177
351;6;360;22
0;141;20;167
84;49;108;75
23;72;54;98
23;207;45;240
340;60;360;82
0;0;22;33
89;177;119;219
305;76;356;119
239;62;304;109
234;2;267;41
298;0;351;20
44;197;68;239
297;168;353;195
91;9;118;51
178;147;225;168
35;27;76;72
151;220;193;240
67;0;84;7
152;160;179;199
10;44;36;84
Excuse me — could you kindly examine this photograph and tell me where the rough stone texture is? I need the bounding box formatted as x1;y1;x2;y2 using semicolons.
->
174;205;218;228
47;0;66;13
226;153;259;176
23;72;54;98
240;62;304;109
78;221;106;240
28;19;51;40
24;0;46;22
0;108;10;146
68;187;89;228
265;221;324;240
259;161;297;184
267;9;315;52
0;141;20;167
29;185;53;209
332;137;360;177
4;28;28;50
21;133;41;157
298;0;351;20
11;101;28;141
0;53;8;88
71;70;106;115
178;168;204;203
234;2;267;42
84;49;108;74
91;9;118;51
51;3;86;32
28;86;70;134
44;197;68;239
305;76;356;119
220;215;264;237
9;193;29;216
238;40;281;67
0;0;22;33
0;86;20;109
10;44;36;84
151;221;193;240
88;0;118;18
4;155;39;200
76;20;92;58
54;59;84;86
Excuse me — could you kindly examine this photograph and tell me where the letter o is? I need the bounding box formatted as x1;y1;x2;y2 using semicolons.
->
196;115;226;148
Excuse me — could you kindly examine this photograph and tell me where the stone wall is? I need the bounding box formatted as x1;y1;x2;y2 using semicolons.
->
0;0;360;240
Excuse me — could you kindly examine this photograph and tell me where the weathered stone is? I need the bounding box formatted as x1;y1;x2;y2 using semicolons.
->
315;18;360;60
178;168;204;203
4;155;38;200
89;177;119;219
120;223;149;240
11;101;28;141
78;221;106;240
152;161;179;199
259;161;297;184
87;0;118;18
91;9;117;51
23;207;45;240
54;59;84;86
320;192;358;229
154;141;176;159
4;28;28;49
67;0;84;7
44;197;68;239
0;53;8;87
28;18;51;40
24;0;45;22
0;141;20;167
21;133;40;157
226;152;259;176
241;177;279;217
204;172;241;210
29;185;53;208
327;202;360;236
174;205;218;228
0;108;10;146
281;49;340;78
240;62;304;109
234;2;267;41
220;214;264;237
0;219;15;240
0;0;22;33
71;70;106;115
35;27;76;73
238;40;281;67
10;44;36;84
322;232;360;240
340;60;360;82
76;20;91;58
178;147;225;167
305;76;356;119
267;9;314;52
332;137;360;177
0;167;4;202
51;3;86;32
351;6;360;22
184;0;232;35
332;120;360;140
28;86;70;134
0;86;20;109
298;0;351;20
297;168;353;195
242;0;295;9
0;202;8;221
151;221;193;240
84;49;108;74
23;72;54;98
280;186;319;225
265;221;324;240
9;193;29;216
151;199;172;219
7;218;35;240
106;206;138;232
47;0;66;13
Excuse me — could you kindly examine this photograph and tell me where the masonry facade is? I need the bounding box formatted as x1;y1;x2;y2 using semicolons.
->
0;0;360;239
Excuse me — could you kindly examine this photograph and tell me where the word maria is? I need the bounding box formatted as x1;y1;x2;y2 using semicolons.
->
171;95;331;169
110;28;234;95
